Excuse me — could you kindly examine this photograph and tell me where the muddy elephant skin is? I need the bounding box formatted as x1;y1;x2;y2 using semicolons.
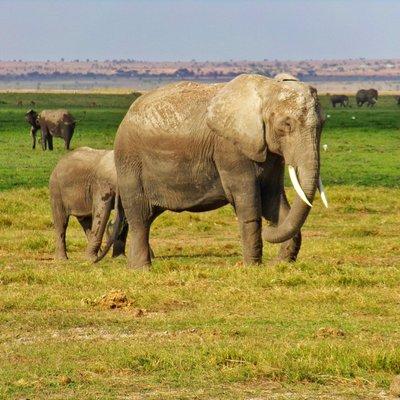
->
49;147;128;261
97;74;326;269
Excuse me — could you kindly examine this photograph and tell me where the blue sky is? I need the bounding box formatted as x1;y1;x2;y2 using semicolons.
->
0;0;398;61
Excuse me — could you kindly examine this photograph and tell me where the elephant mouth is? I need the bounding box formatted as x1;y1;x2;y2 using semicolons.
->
288;165;328;208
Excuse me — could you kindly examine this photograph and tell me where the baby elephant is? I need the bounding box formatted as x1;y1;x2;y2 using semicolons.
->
330;94;350;107
26;109;76;150
49;147;127;261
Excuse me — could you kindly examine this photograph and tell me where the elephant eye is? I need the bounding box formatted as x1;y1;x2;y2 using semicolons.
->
276;117;293;136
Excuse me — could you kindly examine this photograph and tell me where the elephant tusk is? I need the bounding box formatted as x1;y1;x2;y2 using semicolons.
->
318;177;329;208
288;165;312;207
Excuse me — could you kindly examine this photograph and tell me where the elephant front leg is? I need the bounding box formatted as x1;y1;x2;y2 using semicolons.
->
31;127;38;149
238;217;263;265
112;221;128;258
233;191;263;265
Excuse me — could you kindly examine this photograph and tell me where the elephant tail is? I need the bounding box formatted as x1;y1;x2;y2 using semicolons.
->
94;191;125;263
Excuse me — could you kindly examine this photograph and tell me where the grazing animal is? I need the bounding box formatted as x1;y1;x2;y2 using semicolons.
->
49;147;128;261
96;74;327;269
30;100;36;107
17;100;23;107
26;109;76;150
356;88;378;107
330;95;350;107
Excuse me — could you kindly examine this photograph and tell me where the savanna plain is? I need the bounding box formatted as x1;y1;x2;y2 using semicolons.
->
0;92;399;399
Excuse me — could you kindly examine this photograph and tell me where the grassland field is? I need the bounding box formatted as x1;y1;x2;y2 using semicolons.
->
0;91;399;399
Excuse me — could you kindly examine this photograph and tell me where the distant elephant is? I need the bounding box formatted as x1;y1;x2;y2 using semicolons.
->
330;95;350;107
356;89;378;107
26;109;76;150
25;109;41;149
96;74;327;269
49;147;128;261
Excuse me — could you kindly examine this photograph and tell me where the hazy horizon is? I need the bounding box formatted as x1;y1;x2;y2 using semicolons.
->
0;0;399;62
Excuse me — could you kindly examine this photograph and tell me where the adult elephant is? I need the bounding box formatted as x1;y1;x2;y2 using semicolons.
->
356;89;378;107
96;74;328;269
330;95;350;107
26;109;76;150
50;147;128;261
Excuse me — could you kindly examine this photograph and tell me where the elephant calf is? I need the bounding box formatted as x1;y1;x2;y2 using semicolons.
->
330;95;350;107
26;109;76;150
49;147;127;261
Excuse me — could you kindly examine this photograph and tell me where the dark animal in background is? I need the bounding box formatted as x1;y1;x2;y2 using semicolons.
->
26;109;76;150
25;109;41;149
356;88;378;107
330;95;350;107
17;100;23;107
90;101;97;107
30;100;36;107
50;147;128;260
396;96;400;106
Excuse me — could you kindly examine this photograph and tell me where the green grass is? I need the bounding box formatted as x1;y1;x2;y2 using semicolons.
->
0;92;399;399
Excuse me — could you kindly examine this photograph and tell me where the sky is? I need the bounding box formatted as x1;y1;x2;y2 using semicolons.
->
0;0;398;61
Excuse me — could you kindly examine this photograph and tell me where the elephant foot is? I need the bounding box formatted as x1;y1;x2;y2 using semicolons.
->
270;254;295;266
243;258;262;266
112;240;126;258
86;251;99;262
127;260;151;271
54;253;68;261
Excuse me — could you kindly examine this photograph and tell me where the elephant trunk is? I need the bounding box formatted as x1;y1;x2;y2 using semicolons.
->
263;145;320;243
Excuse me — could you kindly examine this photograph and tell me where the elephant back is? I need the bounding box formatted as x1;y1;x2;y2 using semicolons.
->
39;109;75;127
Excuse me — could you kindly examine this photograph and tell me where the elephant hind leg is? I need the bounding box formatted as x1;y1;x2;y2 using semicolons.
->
112;221;128;258
126;206;163;269
85;201;113;262
51;196;69;260
77;216;93;240
47;134;53;151
64;136;71;150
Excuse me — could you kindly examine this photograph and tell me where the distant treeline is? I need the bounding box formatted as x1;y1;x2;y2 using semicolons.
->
0;69;399;82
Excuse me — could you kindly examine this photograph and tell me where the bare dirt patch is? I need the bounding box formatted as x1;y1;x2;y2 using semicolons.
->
315;327;346;338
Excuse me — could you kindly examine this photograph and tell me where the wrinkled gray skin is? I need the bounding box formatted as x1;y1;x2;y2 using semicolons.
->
26;109;76;150
97;74;325;269
356;89;378;107
49;147;128;261
331;95;350;107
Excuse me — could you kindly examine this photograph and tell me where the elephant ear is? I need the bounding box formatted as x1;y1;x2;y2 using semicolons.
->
206;74;268;162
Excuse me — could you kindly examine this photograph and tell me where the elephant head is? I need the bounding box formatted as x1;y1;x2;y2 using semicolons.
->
25;109;40;128
207;74;327;244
